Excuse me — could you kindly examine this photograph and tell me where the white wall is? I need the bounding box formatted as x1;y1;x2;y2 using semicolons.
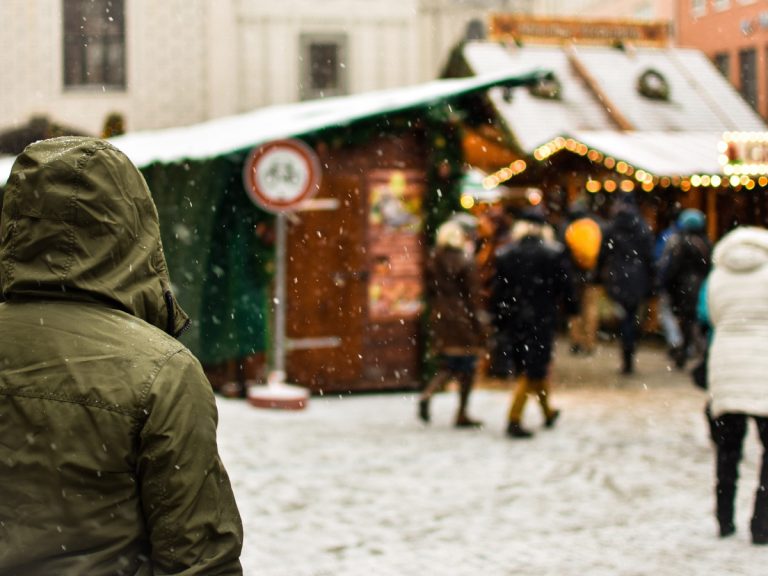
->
0;0;528;136
0;0;217;135
237;0;422;110
127;0;209;131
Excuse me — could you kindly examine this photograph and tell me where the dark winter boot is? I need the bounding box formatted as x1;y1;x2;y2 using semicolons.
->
751;492;768;544
621;350;634;375
672;345;687;369
506;421;534;439
720;522;736;538
455;373;482;428
418;398;430;424
455;415;483;429
717;489;736;538
544;409;561;429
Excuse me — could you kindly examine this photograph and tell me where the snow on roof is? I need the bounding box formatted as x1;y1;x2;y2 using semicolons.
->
573;46;764;133
568;131;723;176
461;41;766;154
0;70;546;187
466;43;616;152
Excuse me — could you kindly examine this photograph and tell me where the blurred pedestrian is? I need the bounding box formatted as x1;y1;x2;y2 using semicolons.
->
599;193;655;375
705;226;768;544
658;208;711;368
491;208;577;438
475;204;510;305
561;199;603;356
476;206;514;377
654;209;684;356
419;216;487;428
0;137;244;573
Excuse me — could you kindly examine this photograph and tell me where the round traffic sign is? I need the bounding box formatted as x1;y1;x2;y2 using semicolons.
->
242;139;322;212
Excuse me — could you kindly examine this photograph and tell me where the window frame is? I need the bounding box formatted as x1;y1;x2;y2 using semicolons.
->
62;0;126;91
738;47;758;111
714;51;731;79
691;0;707;17
712;0;731;11
299;32;348;101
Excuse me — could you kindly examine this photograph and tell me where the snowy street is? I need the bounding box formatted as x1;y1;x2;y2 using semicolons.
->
216;341;765;576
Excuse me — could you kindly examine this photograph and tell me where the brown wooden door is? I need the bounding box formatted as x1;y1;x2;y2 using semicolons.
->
363;169;425;390
285;172;368;392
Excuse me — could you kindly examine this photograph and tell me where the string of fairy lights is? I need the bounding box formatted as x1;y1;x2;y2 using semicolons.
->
478;134;768;195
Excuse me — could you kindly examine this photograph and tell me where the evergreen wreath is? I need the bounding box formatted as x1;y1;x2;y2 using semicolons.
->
637;68;670;101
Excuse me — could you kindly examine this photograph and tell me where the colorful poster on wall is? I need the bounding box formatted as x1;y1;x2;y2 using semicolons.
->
367;169;424;321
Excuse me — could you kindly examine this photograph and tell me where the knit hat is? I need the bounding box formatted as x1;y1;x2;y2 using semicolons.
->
677;208;706;232
517;206;547;224
449;213;479;240
436;220;467;249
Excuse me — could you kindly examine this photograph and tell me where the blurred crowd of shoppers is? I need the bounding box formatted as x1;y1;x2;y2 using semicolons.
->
422;192;768;545
421;193;714;436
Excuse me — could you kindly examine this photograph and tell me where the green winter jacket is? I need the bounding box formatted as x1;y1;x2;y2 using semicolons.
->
0;137;243;575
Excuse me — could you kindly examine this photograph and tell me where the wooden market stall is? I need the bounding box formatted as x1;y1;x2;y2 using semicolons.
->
441;15;768;237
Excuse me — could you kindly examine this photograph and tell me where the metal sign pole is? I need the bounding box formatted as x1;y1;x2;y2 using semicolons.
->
271;211;287;382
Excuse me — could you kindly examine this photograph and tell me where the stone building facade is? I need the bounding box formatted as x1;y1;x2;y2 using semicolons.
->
0;0;530;137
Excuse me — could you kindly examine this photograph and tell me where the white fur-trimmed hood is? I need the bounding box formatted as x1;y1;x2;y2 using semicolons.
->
712;226;768;273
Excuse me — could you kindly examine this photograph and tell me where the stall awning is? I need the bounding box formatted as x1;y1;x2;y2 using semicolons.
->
535;130;724;177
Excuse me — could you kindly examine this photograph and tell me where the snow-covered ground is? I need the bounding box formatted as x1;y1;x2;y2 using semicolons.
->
216;341;765;575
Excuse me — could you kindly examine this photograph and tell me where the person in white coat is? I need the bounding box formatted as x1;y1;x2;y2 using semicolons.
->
707;226;768;544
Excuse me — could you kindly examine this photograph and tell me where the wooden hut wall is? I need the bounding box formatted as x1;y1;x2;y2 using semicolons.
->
141;155;273;370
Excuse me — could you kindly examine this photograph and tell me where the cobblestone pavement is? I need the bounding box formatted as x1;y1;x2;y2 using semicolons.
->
216;339;765;576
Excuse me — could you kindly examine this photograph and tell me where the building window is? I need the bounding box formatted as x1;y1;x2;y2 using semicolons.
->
739;48;758;110
63;0;125;89
691;0;706;17
300;33;348;100
713;0;731;10
714;52;730;78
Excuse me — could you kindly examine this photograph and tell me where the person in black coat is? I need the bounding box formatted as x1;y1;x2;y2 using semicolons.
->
491;209;578;438
599;194;656;375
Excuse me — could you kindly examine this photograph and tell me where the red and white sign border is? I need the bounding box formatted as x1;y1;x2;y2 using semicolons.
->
242;139;322;212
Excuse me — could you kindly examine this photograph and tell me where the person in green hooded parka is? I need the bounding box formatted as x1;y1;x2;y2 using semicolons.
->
0;137;243;575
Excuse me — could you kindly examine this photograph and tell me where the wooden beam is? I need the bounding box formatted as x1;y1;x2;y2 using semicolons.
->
565;44;635;131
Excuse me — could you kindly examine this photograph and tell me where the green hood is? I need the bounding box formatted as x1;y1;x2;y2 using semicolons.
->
0;136;189;337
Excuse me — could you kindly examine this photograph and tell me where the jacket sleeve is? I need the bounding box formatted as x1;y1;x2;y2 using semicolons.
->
657;234;680;289
557;248;579;317
462;258;488;337
137;349;243;575
697;276;711;328
489;251;509;329
643;226;658;296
